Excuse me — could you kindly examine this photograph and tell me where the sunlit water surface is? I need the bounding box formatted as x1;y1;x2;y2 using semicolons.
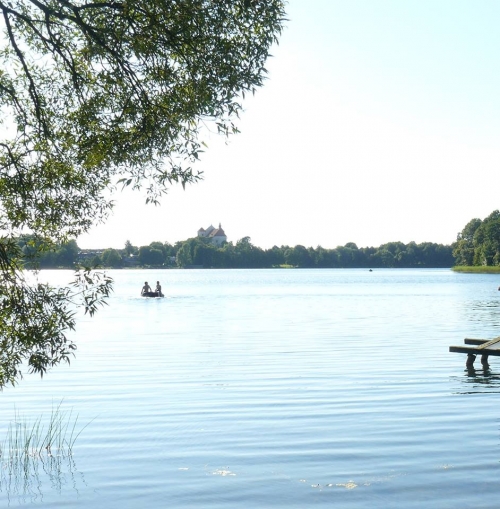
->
1;269;500;508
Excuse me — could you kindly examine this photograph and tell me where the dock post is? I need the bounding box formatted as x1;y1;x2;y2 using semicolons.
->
466;354;476;368
481;354;490;368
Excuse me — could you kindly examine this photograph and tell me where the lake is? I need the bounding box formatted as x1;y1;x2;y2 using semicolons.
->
1;268;500;508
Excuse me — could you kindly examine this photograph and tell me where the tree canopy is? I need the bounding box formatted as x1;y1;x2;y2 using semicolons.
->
453;211;500;266
0;0;285;236
0;0;286;386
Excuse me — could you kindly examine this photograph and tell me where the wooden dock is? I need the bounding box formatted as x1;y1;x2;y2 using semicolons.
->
449;337;500;368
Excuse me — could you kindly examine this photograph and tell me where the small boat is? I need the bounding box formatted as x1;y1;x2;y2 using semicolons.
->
142;291;164;298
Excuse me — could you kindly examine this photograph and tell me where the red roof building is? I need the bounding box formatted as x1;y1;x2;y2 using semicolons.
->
197;223;227;246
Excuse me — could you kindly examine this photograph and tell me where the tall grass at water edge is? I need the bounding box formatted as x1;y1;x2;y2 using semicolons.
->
452;266;500;274
0;401;88;480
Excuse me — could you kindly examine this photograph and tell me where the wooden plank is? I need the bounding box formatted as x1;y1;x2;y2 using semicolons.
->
449;345;500;356
464;338;489;345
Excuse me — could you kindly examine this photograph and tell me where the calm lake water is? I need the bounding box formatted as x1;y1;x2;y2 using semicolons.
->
1;268;500;508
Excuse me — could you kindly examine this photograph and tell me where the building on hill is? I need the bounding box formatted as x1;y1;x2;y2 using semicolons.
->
197;223;227;246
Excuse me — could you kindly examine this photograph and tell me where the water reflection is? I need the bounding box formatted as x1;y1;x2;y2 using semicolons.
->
451;367;500;394
0;450;86;505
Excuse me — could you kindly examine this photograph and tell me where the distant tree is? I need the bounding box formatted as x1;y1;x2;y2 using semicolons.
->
218;242;236;268
418;242;453;267
234;237;263;267
371;248;394;268
474;219;500;266
162;242;177;266
124;241;137;257
138;246;151;266
398;241;419;267
382;241;405;254
55;240;80;267
336;245;359;268
175;237;215;267
453;218;482;266
285;245;312;268
315;246;339;268
149;242;165;254
149;249;164;266
453;211;500;266
30;238;79;268
193;243;218;267
101;248;123;268
138;245;164;266
175;240;195;267
265;245;286;267
360;246;376;267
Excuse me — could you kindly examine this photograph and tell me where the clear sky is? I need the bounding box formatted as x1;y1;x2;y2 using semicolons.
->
78;0;500;250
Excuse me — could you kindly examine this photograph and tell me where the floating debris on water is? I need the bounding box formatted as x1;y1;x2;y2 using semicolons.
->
212;469;236;477
336;481;358;489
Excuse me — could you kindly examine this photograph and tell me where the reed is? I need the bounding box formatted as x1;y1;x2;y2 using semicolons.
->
0;401;87;472
0;402;91;499
452;266;500;274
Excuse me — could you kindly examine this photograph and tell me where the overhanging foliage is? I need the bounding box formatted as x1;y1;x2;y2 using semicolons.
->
0;0;286;386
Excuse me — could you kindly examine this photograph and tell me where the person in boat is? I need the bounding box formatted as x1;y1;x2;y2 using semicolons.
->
141;281;152;295
155;281;163;297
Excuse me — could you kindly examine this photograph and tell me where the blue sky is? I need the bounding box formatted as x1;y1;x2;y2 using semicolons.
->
79;0;500;250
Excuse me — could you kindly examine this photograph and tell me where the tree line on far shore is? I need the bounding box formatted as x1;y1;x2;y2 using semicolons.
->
453;210;500;266
22;236;454;269
20;209;500;270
